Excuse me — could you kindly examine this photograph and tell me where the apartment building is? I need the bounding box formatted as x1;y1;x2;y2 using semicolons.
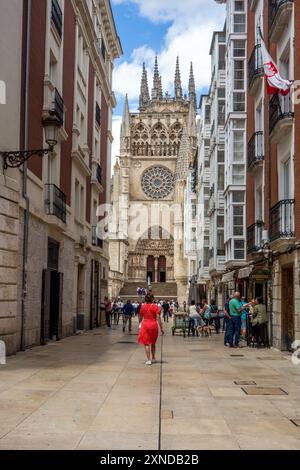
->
0;0;121;354
0;1;23;356
184;161;198;301
246;0;300;350
206;30;227;304
196;98;211;299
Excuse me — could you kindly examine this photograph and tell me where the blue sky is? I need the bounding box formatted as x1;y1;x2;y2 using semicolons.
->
111;0;226;165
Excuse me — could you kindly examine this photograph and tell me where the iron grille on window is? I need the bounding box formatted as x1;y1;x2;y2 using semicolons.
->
270;199;295;241
96;102;101;127
247;131;264;168
269;93;294;134
45;184;66;223
247;221;264;253
51;0;63;38
248;44;263;85
53;88;64;125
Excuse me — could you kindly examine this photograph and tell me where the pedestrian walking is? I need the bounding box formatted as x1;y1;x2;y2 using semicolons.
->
138;293;164;366
122;300;134;332
188;300;201;335
240;296;249;341
116;299;124;325
104;296;112;327
162;300;170;322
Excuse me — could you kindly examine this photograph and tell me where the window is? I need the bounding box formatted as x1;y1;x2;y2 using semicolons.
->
218;150;225;162
75;179;85;222
234;1;244;12
233;205;244;236
233;92;245;112
217;216;224;228
234;60;245;90
204;139;210;147
203;247;209;267
233;40;246;58
205;105;211;124
234;240;245;260
234;14;246;33
218;164;224;190
232;164;245;184
192;204;197;218
217;230;225;252
233;131;244;162
232;191;245;203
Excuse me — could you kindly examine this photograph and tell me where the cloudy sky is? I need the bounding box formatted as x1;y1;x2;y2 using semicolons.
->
111;0;226;168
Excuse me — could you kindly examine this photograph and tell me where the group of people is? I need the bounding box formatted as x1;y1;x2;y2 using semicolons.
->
160;300;178;322
224;292;268;348
104;297;142;331
186;293;269;348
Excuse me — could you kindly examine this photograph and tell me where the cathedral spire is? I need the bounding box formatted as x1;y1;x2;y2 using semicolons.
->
188;62;197;108
152;56;162;101
174;56;182;100
139;63;150;109
121;94;130;137
175;123;191;182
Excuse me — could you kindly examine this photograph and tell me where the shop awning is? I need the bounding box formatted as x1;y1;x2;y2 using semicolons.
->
221;271;236;283
238;266;254;279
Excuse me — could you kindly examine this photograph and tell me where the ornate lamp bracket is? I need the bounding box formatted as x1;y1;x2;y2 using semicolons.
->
1;147;54;170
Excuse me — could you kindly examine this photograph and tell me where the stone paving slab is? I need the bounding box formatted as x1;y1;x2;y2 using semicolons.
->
0;319;300;449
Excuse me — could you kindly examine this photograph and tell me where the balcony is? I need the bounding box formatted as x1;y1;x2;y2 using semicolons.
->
270;199;295;241
247;221;264;253
53;88;64;125
269;93;294;141
248;44;263;92
51;0;63;38
92;226;103;249
45;184;66;223
248;131;264;169
269;1;294;43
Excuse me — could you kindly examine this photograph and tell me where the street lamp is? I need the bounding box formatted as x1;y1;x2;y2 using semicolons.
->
1;112;62;169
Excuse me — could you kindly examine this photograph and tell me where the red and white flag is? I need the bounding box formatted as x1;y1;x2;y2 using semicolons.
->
260;39;292;96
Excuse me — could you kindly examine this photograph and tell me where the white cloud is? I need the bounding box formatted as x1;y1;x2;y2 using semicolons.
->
111;0;226;170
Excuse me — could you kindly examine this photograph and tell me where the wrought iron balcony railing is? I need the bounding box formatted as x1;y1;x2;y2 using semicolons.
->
269;93;294;135
45;184;66;223
270;199;295;241
249;44;263;86
247;221;264;253
51;0;63;38
269;0;294;31
248;131;264;168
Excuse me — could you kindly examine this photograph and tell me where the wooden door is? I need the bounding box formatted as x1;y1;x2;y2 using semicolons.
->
281;267;294;351
41;269;51;345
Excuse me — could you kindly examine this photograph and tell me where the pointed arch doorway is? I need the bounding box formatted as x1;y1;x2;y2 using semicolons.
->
147;255;155;283
158;255;166;283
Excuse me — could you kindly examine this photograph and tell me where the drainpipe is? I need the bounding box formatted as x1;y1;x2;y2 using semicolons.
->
20;0;31;351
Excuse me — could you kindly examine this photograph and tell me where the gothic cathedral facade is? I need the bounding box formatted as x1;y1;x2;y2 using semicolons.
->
109;58;197;304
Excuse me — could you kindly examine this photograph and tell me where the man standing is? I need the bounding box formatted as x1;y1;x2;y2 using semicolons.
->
104;297;112;327
228;292;251;348
122;300;134;332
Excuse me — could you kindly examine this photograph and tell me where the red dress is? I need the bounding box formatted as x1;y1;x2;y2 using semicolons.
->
138;303;160;345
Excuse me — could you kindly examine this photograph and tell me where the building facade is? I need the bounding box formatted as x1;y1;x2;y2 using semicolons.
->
0;0;23;356
109;59;197;304
0;0;121;355
246;0;300;350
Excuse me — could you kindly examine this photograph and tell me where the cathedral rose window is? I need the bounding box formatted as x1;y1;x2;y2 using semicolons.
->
141;166;174;199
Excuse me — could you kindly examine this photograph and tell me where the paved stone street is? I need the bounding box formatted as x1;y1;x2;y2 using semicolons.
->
0;320;300;450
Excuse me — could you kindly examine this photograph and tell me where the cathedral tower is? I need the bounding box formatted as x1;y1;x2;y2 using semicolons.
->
110;58;198;303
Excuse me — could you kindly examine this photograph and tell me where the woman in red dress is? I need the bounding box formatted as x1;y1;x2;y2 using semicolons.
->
138;293;164;365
